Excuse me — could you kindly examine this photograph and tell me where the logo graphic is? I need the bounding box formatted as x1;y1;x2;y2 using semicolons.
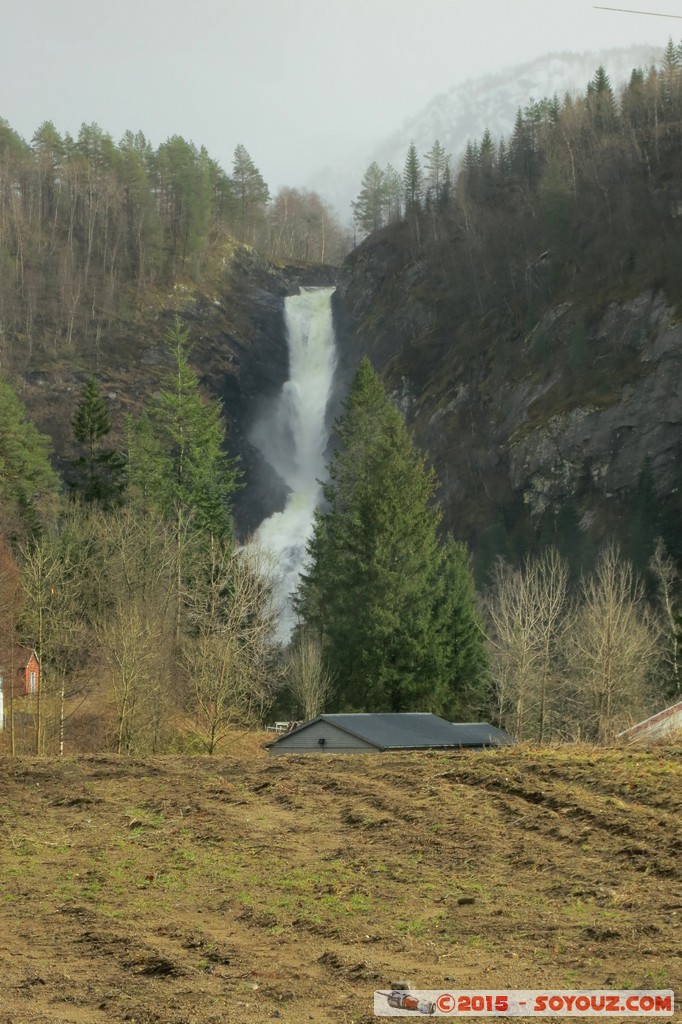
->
373;989;675;1016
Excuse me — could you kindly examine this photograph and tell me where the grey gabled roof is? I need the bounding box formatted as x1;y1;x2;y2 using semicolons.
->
269;713;512;749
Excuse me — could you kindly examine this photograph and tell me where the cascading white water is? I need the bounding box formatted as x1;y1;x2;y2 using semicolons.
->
250;286;337;639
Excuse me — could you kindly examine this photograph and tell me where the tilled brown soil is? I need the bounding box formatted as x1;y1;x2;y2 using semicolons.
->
0;743;680;1023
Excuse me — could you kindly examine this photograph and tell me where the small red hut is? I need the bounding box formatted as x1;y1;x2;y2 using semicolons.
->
0;646;40;698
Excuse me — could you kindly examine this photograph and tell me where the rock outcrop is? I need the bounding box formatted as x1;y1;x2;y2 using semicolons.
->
334;231;682;569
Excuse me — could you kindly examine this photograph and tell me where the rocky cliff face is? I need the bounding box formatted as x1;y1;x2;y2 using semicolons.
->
195;248;336;534
335;232;682;571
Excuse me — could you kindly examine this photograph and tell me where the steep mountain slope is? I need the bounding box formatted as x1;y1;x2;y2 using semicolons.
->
332;36;682;579
335;237;682;577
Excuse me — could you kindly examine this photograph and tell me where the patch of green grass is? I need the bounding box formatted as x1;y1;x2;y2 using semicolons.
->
345;893;371;913
127;807;164;830
642;967;672;987
273;894;297;910
155;874;186;893
83;881;102;899
398;918;428;938
561;898;590;919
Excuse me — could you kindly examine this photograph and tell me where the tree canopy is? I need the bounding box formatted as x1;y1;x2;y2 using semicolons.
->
70;377;124;507
296;357;486;716
0;377;60;539
125;320;241;540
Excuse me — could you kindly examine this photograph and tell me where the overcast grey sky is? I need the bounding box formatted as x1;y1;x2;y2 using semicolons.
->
2;0;672;192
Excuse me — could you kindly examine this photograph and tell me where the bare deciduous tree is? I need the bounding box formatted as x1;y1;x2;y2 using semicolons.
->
567;545;662;743
97;597;165;755
486;548;569;740
91;505;177;753
286;629;334;721
182;543;280;753
487;559;541;738
19;528;87;754
649;537;680;699
0;537;24;752
533;547;571;741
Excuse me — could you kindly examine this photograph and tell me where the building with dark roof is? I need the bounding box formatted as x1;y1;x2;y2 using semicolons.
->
267;712;513;754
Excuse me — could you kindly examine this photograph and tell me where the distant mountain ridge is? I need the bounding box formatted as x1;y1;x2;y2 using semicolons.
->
310;44;662;221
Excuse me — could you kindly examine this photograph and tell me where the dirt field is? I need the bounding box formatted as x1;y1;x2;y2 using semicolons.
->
0;741;680;1024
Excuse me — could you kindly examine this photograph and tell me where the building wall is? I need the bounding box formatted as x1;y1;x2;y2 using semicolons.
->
24;655;39;695
270;720;378;754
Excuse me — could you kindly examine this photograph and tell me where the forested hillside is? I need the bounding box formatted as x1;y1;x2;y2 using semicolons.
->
0;120;348;371
0;123;346;757
339;45;682;581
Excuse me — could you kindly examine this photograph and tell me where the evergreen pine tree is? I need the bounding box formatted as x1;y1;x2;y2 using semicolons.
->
0;378;61;539
383;164;403;223
436;536;488;716
509;108;537;186
587;66;618;133
71;377;124;506
478;129;497;201
439;162;452;208
462;139;481;196
156;135;212;268
403;142;423;213
296;358;486;716
231;144;270;244
424;140;448;206
663;37;679;75
351;162;386;235
73;378;111;452
146;320;241;539
124;412;170;516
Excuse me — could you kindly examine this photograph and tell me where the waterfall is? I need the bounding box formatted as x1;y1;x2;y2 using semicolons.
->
250;286;337;640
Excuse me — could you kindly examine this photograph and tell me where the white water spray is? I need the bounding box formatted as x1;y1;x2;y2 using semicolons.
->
250;286;337;640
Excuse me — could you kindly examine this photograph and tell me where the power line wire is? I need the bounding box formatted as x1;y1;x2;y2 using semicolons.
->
594;5;682;18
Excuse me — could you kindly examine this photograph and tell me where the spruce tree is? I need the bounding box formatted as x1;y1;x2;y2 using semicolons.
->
126;320;241;540
71;377;123;506
509;108;536;186
296;358;486;716
424;140;448;206
351;162;386;235
123;413;169;517
587;66;618;133
0;377;61;539
403;142;423;213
